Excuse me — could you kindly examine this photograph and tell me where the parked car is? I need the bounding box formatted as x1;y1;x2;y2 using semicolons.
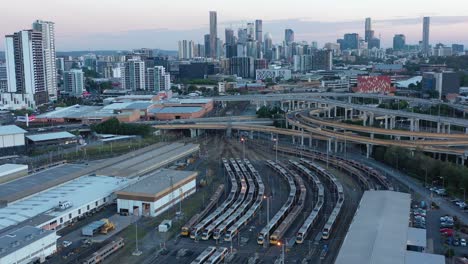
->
63;241;72;247
454;238;460;246
461;238;467;246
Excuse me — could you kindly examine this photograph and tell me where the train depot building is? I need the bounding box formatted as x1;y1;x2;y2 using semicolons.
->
116;169;197;217
0;226;59;264
0;175;130;232
335;191;444;264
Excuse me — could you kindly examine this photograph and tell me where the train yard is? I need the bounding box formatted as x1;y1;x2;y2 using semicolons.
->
141;134;397;264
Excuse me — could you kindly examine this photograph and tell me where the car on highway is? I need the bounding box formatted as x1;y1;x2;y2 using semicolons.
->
461;238;467;246
440;228;454;236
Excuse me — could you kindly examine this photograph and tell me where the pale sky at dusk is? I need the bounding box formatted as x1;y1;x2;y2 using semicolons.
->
1;0;468;50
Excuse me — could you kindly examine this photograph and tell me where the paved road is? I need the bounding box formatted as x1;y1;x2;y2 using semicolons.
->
347;154;468;225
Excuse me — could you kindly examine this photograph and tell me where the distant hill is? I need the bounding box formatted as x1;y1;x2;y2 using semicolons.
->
57;49;177;57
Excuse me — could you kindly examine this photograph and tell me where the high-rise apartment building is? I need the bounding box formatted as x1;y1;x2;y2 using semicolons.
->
209;11;217;58
0;64;7;92
178;40;194;59
32;20;57;98
122;59;145;91
5;30;47;105
146;66;171;92
393;34;406;51
285;29;294;45
63;69;84;97
422;17;430;56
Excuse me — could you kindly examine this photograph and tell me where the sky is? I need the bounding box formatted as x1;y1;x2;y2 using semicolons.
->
1;0;468;51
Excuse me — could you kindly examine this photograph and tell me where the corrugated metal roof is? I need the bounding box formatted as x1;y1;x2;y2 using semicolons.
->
0;226;57;259
335;191;411;264
26;132;76;142
0;125;27;136
150;107;203;114
0;164;28;178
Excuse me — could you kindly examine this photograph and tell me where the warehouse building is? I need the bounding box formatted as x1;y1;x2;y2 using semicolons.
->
26;131;78;147
0;175;131;233
0;164;28;184
116;169;197;217
0;125;26;150
0;226;59;264
335;191;444;264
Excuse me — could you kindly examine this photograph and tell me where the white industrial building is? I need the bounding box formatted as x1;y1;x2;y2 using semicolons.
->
116;169;197;217
0;175;131;232
0;226;59;264
0;125;26;149
335;191;445;264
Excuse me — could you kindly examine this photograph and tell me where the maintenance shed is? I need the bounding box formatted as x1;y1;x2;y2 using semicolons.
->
0;125;26;148
335;191;444;264
0;163;28;184
26;131;77;147
116;169;197;217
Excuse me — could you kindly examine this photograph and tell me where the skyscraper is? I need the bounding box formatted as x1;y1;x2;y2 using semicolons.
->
364;18;374;43
393;34;406;51
422;17;430;56
285;29;294;45
225;28;236;58
209;11;217;58
5;30;47;105
255;20;263;43
178;40;194;59
343;33;360;50
247;22;255;41
32;20;57;98
204;34;210;58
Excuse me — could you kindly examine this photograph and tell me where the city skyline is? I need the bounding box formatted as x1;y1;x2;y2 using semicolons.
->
1;1;468;50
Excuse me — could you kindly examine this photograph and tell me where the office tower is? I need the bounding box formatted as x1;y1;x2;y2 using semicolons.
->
209;11;217;58
285;29;294;45
264;33;273;52
204;34;210;58
229;57;254;78
32;20;57;98
146;66;170;92
365;18;374;43
5;30;47;104
63;69;84;97
216;38;223;58
0;64;7;92
343;33;359;50
368;38;380;49
255;20;263;43
238;28;248;44
178;40;194;59
225;28;236;58
393;34;406;51
83;54;97;71
312;50;333;71
122;59;145;91
246;41;257;58
194;44;205;57
452;44;465;54
247;23;255;41
422;17;430;56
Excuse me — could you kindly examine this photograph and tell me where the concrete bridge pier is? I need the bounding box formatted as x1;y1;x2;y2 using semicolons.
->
328;138;333;153
249;131;254;140
384;115;389;129
366;144;373;158
334;139;338;153
334;106;337;117
226;127;232;138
